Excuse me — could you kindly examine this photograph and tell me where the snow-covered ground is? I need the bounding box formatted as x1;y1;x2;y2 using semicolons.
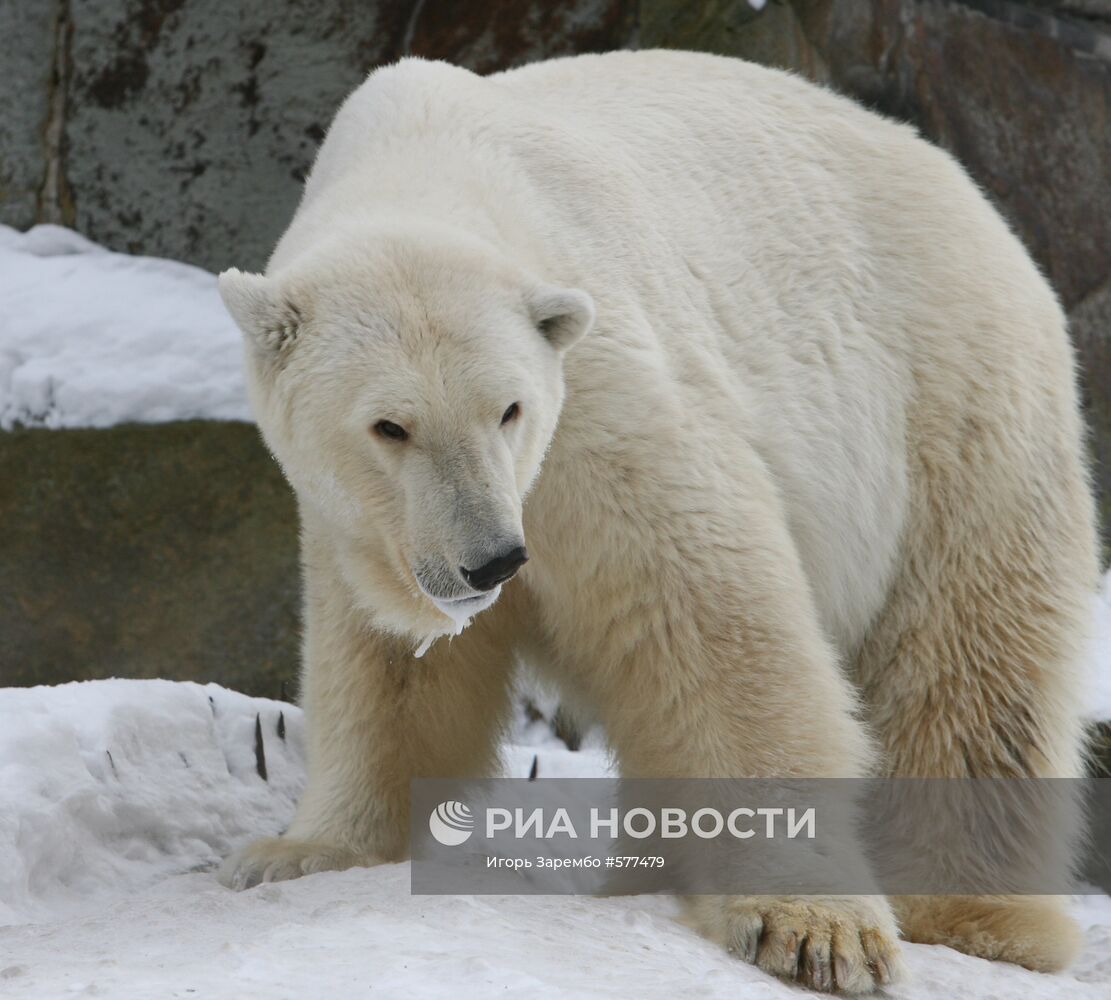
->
0;672;1108;1000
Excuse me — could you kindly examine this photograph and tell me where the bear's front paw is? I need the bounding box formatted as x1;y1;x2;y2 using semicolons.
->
218;837;373;890
689;895;905;994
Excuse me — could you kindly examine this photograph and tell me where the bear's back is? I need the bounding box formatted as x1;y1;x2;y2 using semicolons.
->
290;51;1021;330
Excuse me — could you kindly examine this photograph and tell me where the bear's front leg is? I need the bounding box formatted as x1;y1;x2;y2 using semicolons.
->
219;535;518;890
572;494;904;993
612;611;904;994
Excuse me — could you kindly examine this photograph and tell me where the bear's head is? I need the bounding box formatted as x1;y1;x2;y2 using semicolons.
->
219;223;593;646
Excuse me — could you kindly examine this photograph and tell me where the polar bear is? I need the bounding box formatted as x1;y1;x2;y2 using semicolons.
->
216;51;1097;993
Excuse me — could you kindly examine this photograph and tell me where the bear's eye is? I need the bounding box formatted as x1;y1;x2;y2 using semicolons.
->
373;420;409;442
501;402;521;426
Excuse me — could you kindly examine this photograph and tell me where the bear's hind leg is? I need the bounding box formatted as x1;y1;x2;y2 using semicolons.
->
853;391;1098;971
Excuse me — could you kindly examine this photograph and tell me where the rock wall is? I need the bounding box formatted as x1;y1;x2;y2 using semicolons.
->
0;423;300;696
2;0;637;273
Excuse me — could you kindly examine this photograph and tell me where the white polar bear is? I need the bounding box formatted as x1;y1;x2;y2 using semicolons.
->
217;51;1097;993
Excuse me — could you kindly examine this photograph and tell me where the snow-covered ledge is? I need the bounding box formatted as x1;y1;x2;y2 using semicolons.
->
0;225;249;428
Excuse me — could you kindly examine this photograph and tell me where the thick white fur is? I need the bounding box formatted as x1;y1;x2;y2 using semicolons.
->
217;52;1098;993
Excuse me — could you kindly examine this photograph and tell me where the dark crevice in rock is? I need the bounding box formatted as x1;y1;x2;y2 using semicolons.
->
37;0;74;226
401;0;430;55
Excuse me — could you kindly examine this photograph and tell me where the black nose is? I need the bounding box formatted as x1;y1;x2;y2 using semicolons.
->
461;546;529;591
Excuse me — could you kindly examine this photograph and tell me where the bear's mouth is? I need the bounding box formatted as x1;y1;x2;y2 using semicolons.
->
410;584;504;658
412;569;503;630
429;587;502;624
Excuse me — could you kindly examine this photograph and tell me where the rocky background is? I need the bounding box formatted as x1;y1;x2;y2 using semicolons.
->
1;1;1109;763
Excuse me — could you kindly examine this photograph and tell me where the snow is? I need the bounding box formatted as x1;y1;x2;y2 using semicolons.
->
5;867;1103;1000
0;225;248;428
0;680;303;927
0;678;1107;999
1087;573;1111;722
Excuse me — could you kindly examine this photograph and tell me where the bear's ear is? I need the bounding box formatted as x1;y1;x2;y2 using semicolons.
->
527;286;595;352
218;268;303;356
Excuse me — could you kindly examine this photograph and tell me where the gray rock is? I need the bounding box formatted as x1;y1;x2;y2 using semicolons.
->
0;422;301;697
63;0;396;273
8;0;636;273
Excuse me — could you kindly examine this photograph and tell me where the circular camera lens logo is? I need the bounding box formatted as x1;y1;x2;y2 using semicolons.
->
429;800;474;846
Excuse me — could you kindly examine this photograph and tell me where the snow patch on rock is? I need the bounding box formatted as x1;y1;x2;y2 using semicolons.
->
0;225;249;429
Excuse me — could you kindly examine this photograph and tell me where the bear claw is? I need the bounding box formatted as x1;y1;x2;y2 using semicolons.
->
705;895;904;994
